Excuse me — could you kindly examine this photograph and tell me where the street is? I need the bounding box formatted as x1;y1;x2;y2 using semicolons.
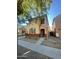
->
17;45;53;59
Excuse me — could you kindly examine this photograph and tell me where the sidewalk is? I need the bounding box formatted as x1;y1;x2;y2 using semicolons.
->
36;37;44;45
18;36;38;43
18;40;61;59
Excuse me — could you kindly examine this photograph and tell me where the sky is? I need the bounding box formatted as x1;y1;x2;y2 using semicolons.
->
47;0;61;28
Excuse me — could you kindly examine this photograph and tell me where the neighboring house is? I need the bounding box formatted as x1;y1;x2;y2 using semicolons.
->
52;15;61;38
17;23;26;35
17;16;29;36
17;23;22;35
25;15;49;38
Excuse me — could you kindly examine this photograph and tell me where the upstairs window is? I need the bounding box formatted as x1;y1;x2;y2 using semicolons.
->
41;18;44;24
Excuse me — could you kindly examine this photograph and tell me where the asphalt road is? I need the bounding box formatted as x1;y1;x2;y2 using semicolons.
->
17;45;53;59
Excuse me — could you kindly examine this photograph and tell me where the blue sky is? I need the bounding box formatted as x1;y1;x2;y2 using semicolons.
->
47;0;61;27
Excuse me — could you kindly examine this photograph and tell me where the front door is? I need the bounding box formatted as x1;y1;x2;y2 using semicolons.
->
40;29;45;37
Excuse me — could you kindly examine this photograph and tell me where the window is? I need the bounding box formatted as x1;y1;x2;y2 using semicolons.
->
29;28;36;34
41;18;44;24
33;28;36;33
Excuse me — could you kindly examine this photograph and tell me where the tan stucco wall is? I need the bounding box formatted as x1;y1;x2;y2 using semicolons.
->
25;20;40;34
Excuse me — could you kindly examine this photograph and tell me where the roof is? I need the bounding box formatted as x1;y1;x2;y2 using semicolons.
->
52;14;61;25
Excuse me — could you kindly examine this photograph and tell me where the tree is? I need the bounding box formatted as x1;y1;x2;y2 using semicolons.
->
17;0;52;19
17;0;23;15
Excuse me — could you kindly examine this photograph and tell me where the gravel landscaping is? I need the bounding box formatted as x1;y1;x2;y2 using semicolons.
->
41;36;61;49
